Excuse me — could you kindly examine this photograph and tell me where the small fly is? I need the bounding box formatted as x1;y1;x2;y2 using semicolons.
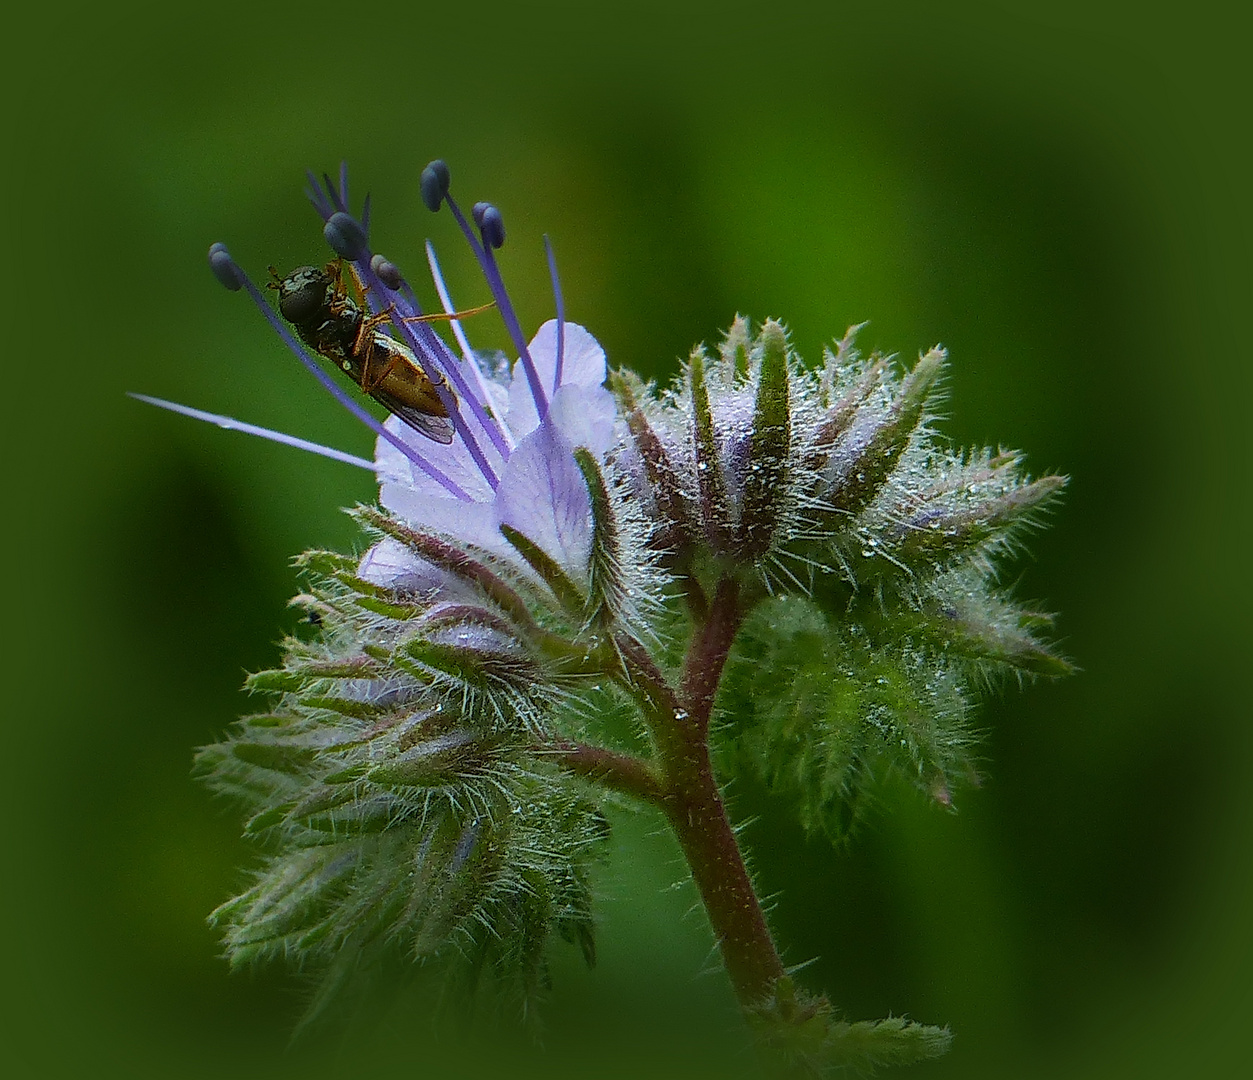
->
272;261;489;445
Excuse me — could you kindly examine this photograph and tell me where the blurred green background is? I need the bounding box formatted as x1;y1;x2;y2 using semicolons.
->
5;2;1250;1077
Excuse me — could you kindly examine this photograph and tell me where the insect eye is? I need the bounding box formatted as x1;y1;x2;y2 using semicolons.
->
277;268;329;324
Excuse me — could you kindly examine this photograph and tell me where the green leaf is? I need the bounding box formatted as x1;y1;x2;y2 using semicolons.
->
718;595;973;840
748;978;952;1071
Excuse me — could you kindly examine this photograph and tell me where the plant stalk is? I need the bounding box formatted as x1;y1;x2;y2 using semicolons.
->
658;574;786;1006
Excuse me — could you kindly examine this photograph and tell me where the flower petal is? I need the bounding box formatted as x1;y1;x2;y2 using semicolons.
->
375;413;504;504
357;537;474;601
379;484;508;558
549;383;618;458
494;423;592;579
507;321;606;437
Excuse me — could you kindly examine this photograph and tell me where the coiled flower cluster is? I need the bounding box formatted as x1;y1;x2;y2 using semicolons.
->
170;163;1068;1068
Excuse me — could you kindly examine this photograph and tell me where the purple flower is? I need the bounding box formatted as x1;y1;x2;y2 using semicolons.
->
196;163;622;600
367;317;617;590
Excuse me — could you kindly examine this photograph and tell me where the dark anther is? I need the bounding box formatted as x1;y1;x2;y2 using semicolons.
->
323;212;368;261
420;160;451;212
208;242;244;291
370;253;403;290
472;202;505;250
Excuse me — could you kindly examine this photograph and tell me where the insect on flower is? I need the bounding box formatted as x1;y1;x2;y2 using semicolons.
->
271;260;490;445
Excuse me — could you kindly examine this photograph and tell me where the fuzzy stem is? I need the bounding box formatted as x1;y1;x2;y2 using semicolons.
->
680;576;742;733
661;742;786;1005
546;738;666;804
643;574;785;1007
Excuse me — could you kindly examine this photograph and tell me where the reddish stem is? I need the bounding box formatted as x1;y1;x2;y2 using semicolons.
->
547;738;666;804
662;574;785;1005
680;576;742;732
661;742;786;1004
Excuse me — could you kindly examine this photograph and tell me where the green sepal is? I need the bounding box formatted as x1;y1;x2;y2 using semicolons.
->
718;594;972;841
322;763;370;784
243;805;291;833
573;446;624;629
293;549;359;577
246;656;381;695
291;783;365;817
232;740;318;774
738;320;791;559
807;357;885;461
402;635;537;693
352;594;427;620
689;346;734;553
894;474;1068;564
300;694;387;721
913;597;1076;679
355;506;540;637
499;522;586;615
408;816;497;956
830;347;944;516
720;314;752;379
365;729;485;787
240;713;293;729
300;796;400;836
244;668;308;694
608;369;694;554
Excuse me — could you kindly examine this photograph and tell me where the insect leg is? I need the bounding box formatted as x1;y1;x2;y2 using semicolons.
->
400;299;497;325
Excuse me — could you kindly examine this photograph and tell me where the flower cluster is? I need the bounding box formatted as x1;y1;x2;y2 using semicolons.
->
178;163;1068;1068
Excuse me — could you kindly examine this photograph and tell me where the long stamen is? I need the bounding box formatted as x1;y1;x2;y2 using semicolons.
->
322;214;502;490
207;243;473;502
421;161;551;424
359;250;513;460
457;198;551;422
425;240;517;451
544;234;566;393
350;246;509;474
424;243;476;364
320;171;346;214
128;394;407;482
305;169;334;219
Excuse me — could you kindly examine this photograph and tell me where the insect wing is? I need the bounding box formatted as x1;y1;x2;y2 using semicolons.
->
370;387;456;444
361;336;457;445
